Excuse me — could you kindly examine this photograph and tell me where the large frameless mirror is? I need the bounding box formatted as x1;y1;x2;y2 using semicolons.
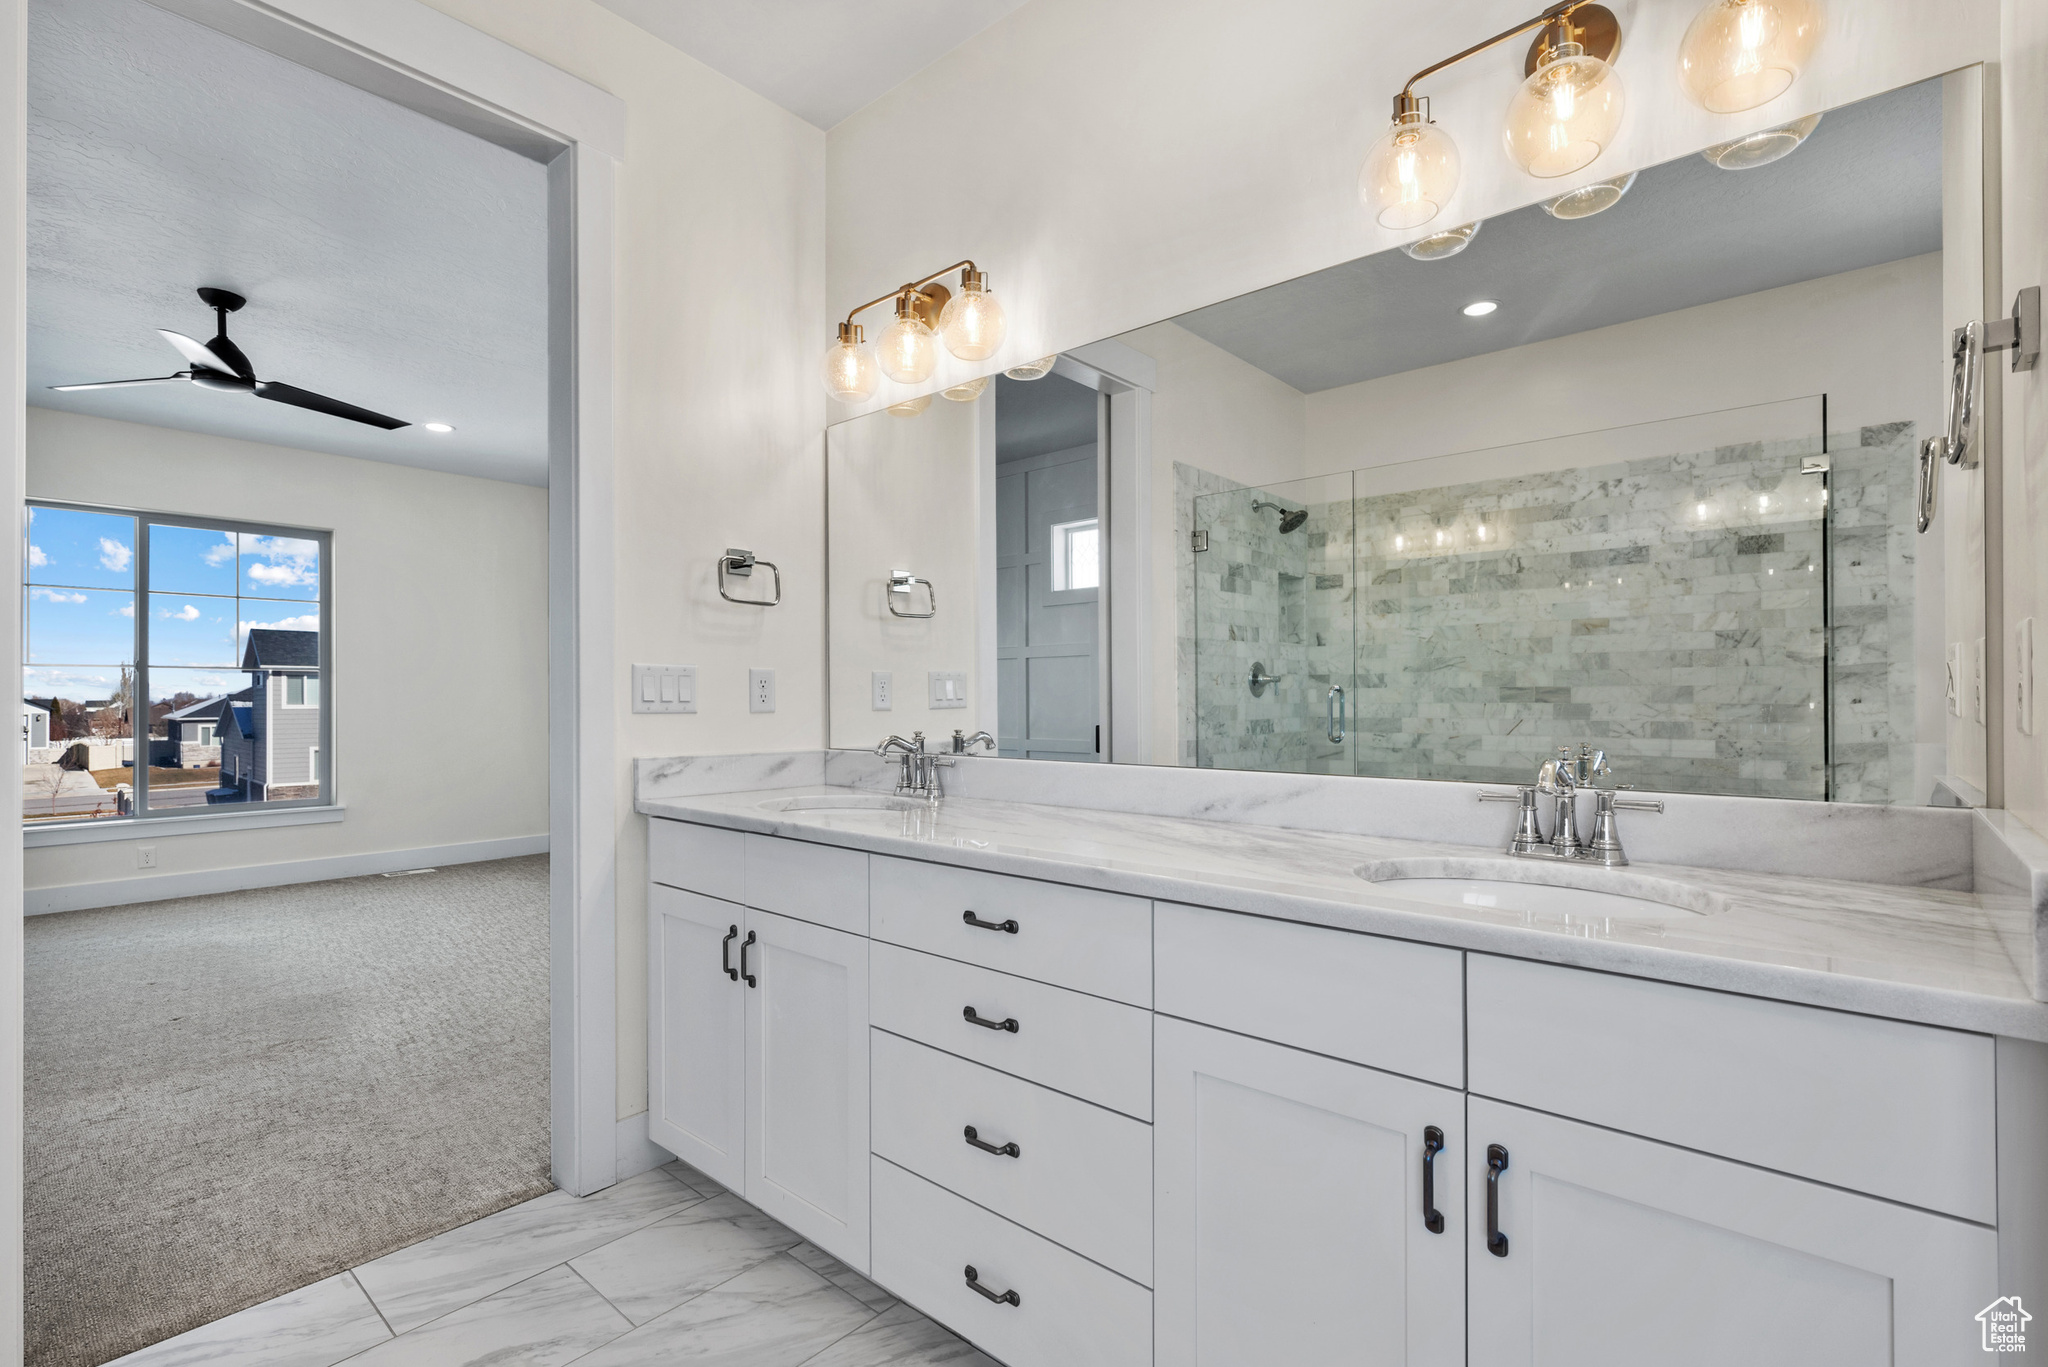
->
826;69;1993;806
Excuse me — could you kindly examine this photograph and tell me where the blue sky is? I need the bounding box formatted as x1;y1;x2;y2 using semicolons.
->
25;507;320;700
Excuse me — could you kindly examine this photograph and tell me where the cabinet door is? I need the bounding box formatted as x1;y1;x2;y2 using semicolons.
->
647;884;747;1190
1467;1098;1999;1367
1155;1018;1465;1366
745;908;871;1272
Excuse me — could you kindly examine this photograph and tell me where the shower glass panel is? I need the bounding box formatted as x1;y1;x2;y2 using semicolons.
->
1190;473;1356;773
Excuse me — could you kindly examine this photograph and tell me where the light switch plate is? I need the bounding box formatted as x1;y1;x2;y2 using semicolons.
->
749;668;776;714
872;671;892;711
632;663;697;714
928;671;967;710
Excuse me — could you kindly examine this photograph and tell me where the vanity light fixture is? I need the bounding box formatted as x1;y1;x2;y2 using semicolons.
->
1401;220;1483;261
1542;170;1636;219
887;394;933;418
1462;299;1500;317
1005;355;1057;381
822;261;1008;399
1678;0;1824;114
942;376;989;402
1700;112;1821;169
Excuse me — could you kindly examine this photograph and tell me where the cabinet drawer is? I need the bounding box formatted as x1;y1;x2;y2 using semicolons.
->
872;1157;1151;1367
870;942;1151;1120
1155;902;1464;1088
872;1030;1152;1284
744;834;866;935
1467;955;1998;1223
648;819;743;902
870;856;1150;1006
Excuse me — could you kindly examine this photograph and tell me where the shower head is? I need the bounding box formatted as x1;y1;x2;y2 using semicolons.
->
1253;499;1309;534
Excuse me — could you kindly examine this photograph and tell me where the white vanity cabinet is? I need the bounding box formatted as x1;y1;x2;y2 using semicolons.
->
647;825;871;1272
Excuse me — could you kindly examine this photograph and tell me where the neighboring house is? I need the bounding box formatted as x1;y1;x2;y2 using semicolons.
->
151;689;249;768
20;700;48;762
218;629;322;802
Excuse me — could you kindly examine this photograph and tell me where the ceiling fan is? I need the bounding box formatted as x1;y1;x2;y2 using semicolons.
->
49;287;409;431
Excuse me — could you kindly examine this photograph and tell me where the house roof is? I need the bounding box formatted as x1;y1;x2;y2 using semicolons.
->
223;703;254;739
241;628;319;671
166;689;252;723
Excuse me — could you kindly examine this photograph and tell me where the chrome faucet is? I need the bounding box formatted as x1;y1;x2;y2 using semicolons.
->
1480;744;1663;867
874;731;953;800
951;729;996;754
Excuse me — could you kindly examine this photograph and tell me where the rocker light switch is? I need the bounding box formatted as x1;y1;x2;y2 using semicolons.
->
929;671;967;710
632;664;696;714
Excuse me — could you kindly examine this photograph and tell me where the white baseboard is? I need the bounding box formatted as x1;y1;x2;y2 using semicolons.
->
24;833;549;915
616;1110;676;1184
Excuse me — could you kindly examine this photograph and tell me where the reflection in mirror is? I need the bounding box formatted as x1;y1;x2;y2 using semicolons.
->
827;72;1988;806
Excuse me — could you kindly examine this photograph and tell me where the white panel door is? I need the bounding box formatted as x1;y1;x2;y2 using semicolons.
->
647;884;747;1189
1155;1018;1465;1367
744;908;871;1272
1466;1098;2000;1367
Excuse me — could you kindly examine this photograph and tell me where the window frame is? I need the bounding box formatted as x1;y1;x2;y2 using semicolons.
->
1050;515;1102;594
24;498;333;830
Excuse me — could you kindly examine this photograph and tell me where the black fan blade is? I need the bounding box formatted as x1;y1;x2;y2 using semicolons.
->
254;381;409;430
49;374;189;391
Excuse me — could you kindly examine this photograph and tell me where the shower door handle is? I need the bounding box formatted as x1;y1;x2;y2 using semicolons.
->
1326;684;1346;744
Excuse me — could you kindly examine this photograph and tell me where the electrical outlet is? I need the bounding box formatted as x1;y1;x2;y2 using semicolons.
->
928;671;968;710
631;663;696;714
136;846;156;869
749;668;776;714
872;671;892;711
2020;618;2037;737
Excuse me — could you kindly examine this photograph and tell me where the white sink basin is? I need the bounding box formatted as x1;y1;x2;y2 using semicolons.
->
758;793;929;814
1357;857;1724;922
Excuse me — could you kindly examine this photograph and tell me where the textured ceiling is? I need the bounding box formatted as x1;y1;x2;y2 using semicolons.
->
592;0;1031;129
28;0;550;484
1173;78;1943;395
996;372;1098;462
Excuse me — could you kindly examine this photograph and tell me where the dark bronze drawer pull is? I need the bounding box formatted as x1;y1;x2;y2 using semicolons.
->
964;1125;1021;1158
721;925;739;982
963;1005;1019;1033
1486;1143;1510;1257
740;929;757;988
964;1264;1020;1306
1422;1125;1445;1234
963;909;1019;934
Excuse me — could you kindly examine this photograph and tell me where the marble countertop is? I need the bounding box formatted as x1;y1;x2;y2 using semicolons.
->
638;785;2048;1042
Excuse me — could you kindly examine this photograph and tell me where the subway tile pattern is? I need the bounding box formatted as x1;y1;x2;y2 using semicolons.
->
106;1163;995;1367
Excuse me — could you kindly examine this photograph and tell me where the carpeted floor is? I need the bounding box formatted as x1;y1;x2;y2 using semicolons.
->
24;855;552;1367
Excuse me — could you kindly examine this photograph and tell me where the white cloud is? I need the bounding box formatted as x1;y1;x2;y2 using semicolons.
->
160;604;201;622
202;539;237;568
29;587;86;604
27;545;46;568
240;614;319;635
241;535;318;589
117;604;134;618
98;537;132;572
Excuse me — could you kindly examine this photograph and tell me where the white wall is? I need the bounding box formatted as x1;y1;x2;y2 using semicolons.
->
826;0;1997;418
827;397;984;749
417;0;827;1121
24;407;548;893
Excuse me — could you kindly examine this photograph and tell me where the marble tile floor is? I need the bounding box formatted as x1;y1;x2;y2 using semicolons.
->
103;1161;999;1367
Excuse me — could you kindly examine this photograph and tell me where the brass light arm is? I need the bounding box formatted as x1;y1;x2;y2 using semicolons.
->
1394;1;1598;118
843;259;981;328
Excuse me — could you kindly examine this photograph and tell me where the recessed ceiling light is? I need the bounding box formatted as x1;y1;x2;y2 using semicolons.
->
1461;299;1499;317
422;422;455;433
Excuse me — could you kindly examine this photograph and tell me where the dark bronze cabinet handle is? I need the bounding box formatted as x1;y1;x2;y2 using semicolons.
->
721;925;739;982
964;1264;1020;1306
1422;1126;1445;1234
964;1125;1021;1158
963;1005;1020;1033
740;930;757;988
1486;1143;1510;1257
963;909;1019;934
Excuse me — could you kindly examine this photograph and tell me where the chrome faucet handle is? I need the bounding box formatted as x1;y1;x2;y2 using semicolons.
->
1536;758;1573;794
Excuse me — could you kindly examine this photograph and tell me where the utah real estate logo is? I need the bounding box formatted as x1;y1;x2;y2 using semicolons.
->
1979;1297;2031;1352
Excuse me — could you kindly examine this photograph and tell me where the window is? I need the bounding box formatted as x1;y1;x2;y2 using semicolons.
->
24;503;330;826
1051;517;1101;593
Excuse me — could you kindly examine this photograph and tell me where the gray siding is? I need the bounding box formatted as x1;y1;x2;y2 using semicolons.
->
265;671;321;786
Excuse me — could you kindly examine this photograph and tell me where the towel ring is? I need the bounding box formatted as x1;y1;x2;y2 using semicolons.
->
718;548;781;606
888;570;936;619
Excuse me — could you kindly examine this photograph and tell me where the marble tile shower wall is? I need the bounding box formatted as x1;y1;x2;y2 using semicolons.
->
1176;424;1917;802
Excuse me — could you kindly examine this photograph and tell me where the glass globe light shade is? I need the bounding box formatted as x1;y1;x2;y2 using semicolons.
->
887;394;933;417
1542;170;1637;219
939;272;1007;361
1400;220;1482;261
1005;355;1058;381
877;306;939;385
1503;43;1625;179
1679;0;1824;114
1700;112;1821;169
820;325;878;402
942;376;989;402
1360;111;1460;230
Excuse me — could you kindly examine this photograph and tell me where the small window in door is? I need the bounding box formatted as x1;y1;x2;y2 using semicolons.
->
1051;518;1100;592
